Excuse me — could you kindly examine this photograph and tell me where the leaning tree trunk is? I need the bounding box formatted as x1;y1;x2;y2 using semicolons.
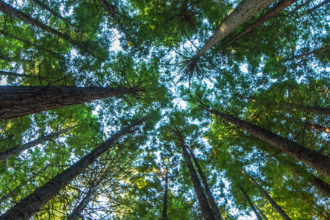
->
0;86;139;121
162;168;168;220
0;165;50;207
292;45;330;60
206;108;330;179
0;70;47;80
238;184;262;220
188;148;223;220
0;117;145;220
175;128;215;220
0;1;85;51
307;0;330;12
256;205;269;220
305;122;330;134
226;0;298;46
0;128;71;162
247;174;292;220
283;103;330;116
195;0;276;57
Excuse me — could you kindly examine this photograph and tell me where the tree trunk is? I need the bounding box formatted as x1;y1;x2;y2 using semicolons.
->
255;205;269;220
162;168;168;220
238;184;262;220
0;86;139;121
283;103;330;116
188;148;223;220
226;0;298;46
0;1;85;51
306;122;330;134
175;128;215;220
292;45;330;60
247;174;291;220
0;165;50;207
206;108;330;179
307;0;330;12
196;0;276;57
0;70;50;80
0;128;71;162
0;55;12;61
0;117;145;220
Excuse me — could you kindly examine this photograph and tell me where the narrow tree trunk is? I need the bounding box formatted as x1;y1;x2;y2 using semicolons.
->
0;70;50;80
0;128;71;162
226;0;298;46
306;122;330;134
238;184;262;220
196;0;276;57
206;108;330;179
292;45;330;60
162;168;168;220
307;0;330;12
255;205;269;220
0;165;50;207
283;103;330;116
188;148;223;220
175;128;215;220
0;55;12;61
247;174;292;220
0;86;139;121
0;117;145;220
0;1;85;51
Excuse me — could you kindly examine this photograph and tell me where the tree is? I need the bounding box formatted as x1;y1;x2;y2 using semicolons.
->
238;184;262;220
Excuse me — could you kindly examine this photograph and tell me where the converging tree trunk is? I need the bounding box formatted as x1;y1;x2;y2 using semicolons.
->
256;205;269;220
307;0;330;12
162;167;168;220
238;184;262;220
175;128;215;220
188;148;223;220
0;86;139;121
206;108;330;179
0;117;145;220
0;165;50;208
283;103;330;116
0;128;71;162
226;0;298;46
0;70;41;79
306;122;330;134
292;45;330;60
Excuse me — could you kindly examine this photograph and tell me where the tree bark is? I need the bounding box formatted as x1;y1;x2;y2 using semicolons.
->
256;205;269;220
188;148;223;220
0;117;145;220
306;122;330;134
307;0;330;12
206;108;330;179
0;55;11;61
0;70;51;80
162;168;168;220
196;0;276;57
292;45;330;60
238;184;262;220
175;128;215;220
0;128;71;162
0;1;85;51
226;0;298;46
283;103;330;116
247;174;291;220
0;165;50;208
0;86;139;121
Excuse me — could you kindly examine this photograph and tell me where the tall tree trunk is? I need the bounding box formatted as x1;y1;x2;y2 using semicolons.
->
0;117;145;220
195;0;276;57
238;184;262;220
283;103;330;116
188;148;223;220
0;128;71;162
0;70;50;80
0;55;12;61
292;45;330;60
0;86;139;121
0;165;50;207
246;174;292;220
175;128;215;220
225;0;298;46
206;108;330;179
162;168;168;220
306;122;330;134
255;205;269;220
0;1;85;51
307;0;330;12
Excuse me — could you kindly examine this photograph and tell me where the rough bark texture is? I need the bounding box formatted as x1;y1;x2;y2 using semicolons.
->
176;129;215;220
308;0;330;12
207;109;330;179
0;86;138;121
238;185;262;220
0;128;70;162
306;122;330;134
0;165;50;208
0;1;85;51
0;118;144;220
188;148;223;220
226;0;298;46
196;0;276;57
162;168;168;220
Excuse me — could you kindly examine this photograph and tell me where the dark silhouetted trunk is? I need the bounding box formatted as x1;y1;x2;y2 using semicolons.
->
238;185;262;220
0;55;11;61
0;1;85;51
0;70;50;80
226;0;298;46
0;128;71;162
306;122;330;134
283;103;330;116
307;0;330;12
175;128;215;220
0;165;50;207
292;45;330;60
0;117;145;220
162;168;168;220
0;86;139;121
255;205;268;220
188;148;223;220
206;108;330;179
196;0;276;57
